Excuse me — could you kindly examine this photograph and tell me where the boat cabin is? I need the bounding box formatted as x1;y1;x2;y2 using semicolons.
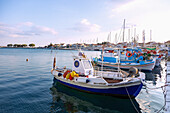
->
72;52;94;76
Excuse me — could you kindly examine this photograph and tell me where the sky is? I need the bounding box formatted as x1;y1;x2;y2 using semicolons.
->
0;0;170;46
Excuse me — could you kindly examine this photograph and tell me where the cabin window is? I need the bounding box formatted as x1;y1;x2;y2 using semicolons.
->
83;60;92;69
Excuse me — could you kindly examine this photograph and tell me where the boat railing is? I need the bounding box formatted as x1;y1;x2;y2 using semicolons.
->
93;66;118;72
93;66;128;78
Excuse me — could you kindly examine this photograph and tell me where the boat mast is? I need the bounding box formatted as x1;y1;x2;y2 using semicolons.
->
101;44;105;71
115;33;117;44
143;30;145;47
122;19;125;43
110;32;111;42
128;29;130;46
118;48;120;76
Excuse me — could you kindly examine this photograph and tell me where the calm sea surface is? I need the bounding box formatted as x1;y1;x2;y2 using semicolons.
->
0;48;166;113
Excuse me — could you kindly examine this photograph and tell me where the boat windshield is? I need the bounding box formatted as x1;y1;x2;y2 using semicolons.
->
83;60;92;69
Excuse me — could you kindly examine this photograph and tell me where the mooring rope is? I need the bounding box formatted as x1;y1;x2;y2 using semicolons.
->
145;84;169;90
125;87;140;113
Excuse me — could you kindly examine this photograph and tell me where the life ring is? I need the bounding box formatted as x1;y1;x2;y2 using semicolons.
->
126;51;132;57
74;61;79;68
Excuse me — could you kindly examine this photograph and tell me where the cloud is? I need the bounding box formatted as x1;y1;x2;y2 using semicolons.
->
71;19;101;32
106;0;170;43
0;22;58;38
111;0;140;13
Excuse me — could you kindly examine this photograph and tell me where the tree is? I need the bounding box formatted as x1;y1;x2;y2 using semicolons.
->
29;43;35;47
22;44;27;47
13;44;18;47
7;44;13;47
47;43;53;48
17;44;22;47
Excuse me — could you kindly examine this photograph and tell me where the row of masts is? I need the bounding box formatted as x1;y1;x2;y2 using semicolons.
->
78;19;153;47
106;19;153;47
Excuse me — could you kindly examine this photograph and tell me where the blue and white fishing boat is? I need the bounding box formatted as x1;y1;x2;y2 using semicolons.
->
51;51;145;98
93;48;156;71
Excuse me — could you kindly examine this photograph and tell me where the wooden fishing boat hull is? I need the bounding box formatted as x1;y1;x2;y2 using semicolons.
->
53;76;143;99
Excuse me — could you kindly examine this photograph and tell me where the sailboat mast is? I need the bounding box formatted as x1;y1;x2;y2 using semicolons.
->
122;19;125;43
128;29;130;45
143;30;145;47
115;33;117;44
110;32;111;42
150;30;152;42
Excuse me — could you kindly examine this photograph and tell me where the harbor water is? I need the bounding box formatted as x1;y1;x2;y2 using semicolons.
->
0;48;167;113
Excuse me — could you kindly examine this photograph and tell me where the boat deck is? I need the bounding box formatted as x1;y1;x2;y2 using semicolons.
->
104;78;123;83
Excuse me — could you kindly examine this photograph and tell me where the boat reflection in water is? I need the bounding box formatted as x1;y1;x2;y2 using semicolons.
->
50;78;141;113
144;65;162;85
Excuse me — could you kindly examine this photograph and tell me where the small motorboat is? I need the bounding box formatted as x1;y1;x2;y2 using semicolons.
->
51;51;145;98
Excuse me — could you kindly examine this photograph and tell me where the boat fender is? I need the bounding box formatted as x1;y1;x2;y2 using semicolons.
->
58;73;62;77
128;67;139;77
71;71;79;77
63;70;70;78
66;73;71;79
69;75;73;80
86;79;90;83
